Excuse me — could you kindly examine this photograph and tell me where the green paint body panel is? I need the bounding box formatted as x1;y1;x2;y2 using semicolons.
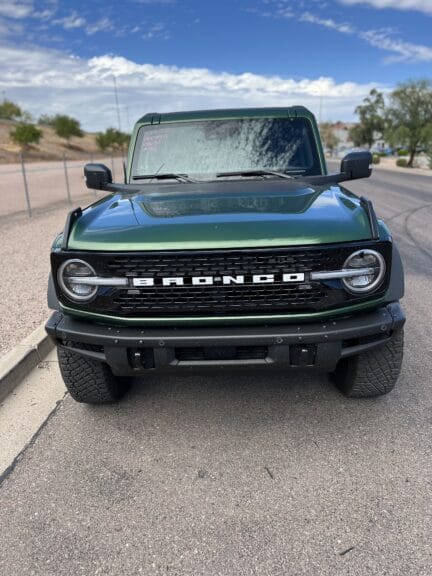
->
67;181;377;251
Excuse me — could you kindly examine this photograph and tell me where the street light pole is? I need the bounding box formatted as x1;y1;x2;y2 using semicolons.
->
113;75;122;132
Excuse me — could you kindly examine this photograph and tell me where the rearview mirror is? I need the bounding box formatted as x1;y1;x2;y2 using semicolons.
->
340;151;372;181
84;163;113;190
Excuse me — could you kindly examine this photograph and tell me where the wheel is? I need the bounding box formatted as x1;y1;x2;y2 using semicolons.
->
331;329;404;398
57;346;130;404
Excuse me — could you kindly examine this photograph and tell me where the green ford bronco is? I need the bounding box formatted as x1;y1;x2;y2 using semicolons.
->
46;107;405;404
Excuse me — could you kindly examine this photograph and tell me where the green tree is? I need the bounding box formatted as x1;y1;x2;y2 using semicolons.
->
52;114;83;144
349;124;367;148
352;88;386;148
96;128;130;152
0;99;23;121
424;124;432;169
319;123;339;156
386;80;432;167
38;114;55;126
10;123;42;150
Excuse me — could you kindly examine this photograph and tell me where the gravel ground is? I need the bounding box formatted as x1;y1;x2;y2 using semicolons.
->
0;204;80;356
0;155;124;356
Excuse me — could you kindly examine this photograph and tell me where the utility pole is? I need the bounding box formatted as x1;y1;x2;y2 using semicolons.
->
113;75;122;132
125;106;131;132
318;95;323;125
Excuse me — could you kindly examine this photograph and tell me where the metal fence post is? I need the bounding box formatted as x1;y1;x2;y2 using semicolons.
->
20;152;32;217
111;154;115;181
63;153;72;204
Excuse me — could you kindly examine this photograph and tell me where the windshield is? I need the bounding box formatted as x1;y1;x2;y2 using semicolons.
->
131;117;322;181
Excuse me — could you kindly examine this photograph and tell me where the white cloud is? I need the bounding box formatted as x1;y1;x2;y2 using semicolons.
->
54;11;86;30
276;6;432;62
0;44;384;130
299;13;355;35
360;29;432;62
0;1;33;19
85;17;113;35
338;0;432;16
0;19;24;36
142;22;170;40
33;0;57;21
52;11;113;35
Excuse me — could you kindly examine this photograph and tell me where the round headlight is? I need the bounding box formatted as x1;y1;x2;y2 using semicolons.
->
342;249;386;294
58;259;97;302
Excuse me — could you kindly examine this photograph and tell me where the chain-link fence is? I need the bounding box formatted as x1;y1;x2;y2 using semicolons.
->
0;153;125;217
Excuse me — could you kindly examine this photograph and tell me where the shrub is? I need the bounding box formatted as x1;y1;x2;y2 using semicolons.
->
0;99;22;121
38;114;55;126
397;149;408;156
372;154;381;164
10;123;42;149
396;158;408;168
96;128;130;152
52;115;83;143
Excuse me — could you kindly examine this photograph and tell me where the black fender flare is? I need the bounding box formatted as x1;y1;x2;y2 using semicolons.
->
384;243;405;303
47;272;59;310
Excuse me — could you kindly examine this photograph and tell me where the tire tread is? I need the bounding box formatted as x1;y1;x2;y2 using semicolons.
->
332;330;404;398
58;346;128;404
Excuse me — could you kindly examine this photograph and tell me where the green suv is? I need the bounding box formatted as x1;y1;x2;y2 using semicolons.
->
46;107;405;403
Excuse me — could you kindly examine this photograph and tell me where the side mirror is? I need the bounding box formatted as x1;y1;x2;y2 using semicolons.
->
340;151;372;181
84;163;113;190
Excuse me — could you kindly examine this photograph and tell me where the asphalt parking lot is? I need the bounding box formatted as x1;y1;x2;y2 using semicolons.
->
1;165;432;575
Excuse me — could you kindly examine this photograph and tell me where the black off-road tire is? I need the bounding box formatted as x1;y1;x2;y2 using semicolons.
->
331;329;404;398
58;346;130;404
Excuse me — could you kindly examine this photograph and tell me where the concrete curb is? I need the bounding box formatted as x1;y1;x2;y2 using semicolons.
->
0;324;53;403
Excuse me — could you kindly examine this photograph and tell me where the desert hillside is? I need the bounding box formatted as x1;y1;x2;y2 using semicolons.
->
0;120;106;163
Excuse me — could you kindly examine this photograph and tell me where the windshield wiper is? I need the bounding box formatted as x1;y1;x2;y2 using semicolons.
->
132;173;195;183
216;169;294;180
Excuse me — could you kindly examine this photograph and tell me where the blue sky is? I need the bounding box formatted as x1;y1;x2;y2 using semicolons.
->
0;0;431;130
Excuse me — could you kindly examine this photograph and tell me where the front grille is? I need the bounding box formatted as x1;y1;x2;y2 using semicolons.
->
52;243;391;318
111;282;328;314
105;250;338;277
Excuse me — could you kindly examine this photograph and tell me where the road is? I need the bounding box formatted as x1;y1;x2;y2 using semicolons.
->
1;165;432;575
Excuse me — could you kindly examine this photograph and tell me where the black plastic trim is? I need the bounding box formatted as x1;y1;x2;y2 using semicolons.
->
360;197;380;240
61;207;82;250
47;272;59;310
384;244;405;302
46;303;405;374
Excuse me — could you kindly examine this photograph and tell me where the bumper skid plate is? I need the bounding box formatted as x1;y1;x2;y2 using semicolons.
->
46;303;405;375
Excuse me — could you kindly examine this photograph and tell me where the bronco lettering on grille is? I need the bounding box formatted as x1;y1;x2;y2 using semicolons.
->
132;273;305;287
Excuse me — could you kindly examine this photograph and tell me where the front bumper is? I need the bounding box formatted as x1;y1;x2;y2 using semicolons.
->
46;303;405;375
